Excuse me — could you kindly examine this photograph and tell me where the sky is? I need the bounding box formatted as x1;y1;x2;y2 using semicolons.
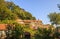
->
6;0;60;24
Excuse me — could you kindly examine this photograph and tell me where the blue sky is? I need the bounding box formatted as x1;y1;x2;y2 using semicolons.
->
6;0;60;24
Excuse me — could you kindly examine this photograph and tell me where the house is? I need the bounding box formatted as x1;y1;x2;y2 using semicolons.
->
16;19;54;30
0;24;14;39
16;19;43;29
0;24;7;39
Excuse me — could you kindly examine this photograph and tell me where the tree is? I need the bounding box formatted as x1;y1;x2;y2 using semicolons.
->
6;23;24;39
12;23;24;39
0;1;18;20
48;13;60;26
48;13;60;39
35;28;54;39
0;0;36;21
5;1;36;20
6;24;13;39
57;4;60;10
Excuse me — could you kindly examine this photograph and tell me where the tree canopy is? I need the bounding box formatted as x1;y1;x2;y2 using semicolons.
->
48;12;60;26
0;0;36;21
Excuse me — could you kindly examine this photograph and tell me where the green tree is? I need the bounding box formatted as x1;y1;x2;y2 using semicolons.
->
0;0;18;20
0;0;36;21
13;23;24;39
48;13;60;39
57;4;60;10
5;1;36;20
48;13;60;26
35;28;54;39
6;24;13;39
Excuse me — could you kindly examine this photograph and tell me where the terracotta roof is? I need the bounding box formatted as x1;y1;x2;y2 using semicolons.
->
0;24;7;30
16;19;42;23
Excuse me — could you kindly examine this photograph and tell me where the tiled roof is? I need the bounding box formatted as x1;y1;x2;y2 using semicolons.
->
16;19;42;23
0;24;7;30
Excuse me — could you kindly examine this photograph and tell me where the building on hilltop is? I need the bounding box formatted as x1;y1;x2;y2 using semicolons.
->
16;19;54;30
16;19;43;29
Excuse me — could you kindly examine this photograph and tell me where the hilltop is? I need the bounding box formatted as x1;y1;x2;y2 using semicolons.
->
0;0;36;22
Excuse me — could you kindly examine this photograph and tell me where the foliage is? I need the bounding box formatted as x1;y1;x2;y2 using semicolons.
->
0;0;36;21
57;4;60;10
48;12;60;25
6;22;24;39
0;0;36;39
0;1;18;20
1;0;60;39
13;23;23;39
34;27;55;39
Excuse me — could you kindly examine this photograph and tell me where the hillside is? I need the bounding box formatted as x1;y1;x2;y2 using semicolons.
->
0;0;36;21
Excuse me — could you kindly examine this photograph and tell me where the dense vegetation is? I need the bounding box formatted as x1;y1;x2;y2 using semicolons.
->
48;13;60;26
0;0;60;39
0;0;36;21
